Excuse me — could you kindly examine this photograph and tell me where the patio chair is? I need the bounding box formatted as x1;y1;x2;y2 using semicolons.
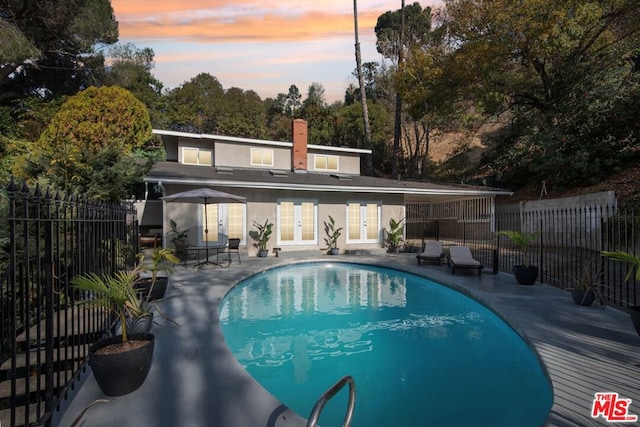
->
225;238;241;265
173;238;190;268
448;246;483;275
417;241;444;265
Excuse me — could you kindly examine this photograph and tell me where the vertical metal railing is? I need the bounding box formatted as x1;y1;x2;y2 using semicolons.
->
0;178;138;427
408;201;639;310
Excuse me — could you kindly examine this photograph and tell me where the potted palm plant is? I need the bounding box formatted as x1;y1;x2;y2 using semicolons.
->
251;219;273;257
322;215;343;255
71;270;155;396
601;250;640;336
498;229;540;285
167;219;189;244
566;257;604;306
134;247;179;302
385;218;404;253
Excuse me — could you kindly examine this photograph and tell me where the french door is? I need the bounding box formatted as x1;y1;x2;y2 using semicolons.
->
201;203;245;245
346;202;380;244
277;200;317;245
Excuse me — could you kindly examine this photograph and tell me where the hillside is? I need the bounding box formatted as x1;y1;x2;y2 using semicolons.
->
427;124;640;209
496;163;640;208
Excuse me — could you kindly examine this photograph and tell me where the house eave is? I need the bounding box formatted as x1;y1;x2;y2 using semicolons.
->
144;176;513;197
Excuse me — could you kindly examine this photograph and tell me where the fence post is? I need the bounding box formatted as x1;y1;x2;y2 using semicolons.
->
539;219;544;284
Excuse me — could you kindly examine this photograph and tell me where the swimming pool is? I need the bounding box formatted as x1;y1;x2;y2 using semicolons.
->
220;262;553;426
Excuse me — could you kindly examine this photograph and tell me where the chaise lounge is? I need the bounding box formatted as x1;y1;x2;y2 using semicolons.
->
417;241;445;265
449;246;483;275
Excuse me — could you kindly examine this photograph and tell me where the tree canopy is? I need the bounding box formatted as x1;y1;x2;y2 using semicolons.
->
0;0;118;104
29;86;152;201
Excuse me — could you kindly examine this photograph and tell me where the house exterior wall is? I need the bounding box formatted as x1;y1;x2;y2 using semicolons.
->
307;150;361;174
161;183;405;256
215;141;291;170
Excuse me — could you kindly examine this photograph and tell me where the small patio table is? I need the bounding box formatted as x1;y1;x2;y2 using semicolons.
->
189;243;228;269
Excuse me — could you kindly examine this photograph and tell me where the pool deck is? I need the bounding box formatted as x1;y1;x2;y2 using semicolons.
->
56;253;640;427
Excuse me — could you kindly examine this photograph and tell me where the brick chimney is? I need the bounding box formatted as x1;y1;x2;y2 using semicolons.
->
292;119;308;172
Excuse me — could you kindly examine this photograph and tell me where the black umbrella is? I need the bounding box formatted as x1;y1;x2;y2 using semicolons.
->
161;188;246;267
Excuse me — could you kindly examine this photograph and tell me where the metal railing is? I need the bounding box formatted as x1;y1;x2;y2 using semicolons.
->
407;204;640;310
0;178;138;427
307;375;356;427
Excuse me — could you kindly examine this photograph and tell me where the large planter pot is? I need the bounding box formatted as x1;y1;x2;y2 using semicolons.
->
513;265;538;285
328;248;339;255
630;306;640;337
257;249;269;258
570;289;595;306
134;277;168;301
89;333;155;397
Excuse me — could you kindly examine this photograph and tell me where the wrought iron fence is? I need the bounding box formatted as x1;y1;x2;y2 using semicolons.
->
0;179;138;427
408;204;640;310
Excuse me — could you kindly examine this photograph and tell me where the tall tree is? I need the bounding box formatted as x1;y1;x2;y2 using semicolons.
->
104;43;165;128
164;73;225;133
285;84;302;116
375;2;434;178
302;82;326;109
440;0;640;188
0;0;118;104
28;86;152;201
218;87;267;139
353;0;373;175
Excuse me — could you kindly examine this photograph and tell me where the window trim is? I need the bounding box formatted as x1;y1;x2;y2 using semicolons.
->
250;147;274;167
181;146;212;166
314;154;339;171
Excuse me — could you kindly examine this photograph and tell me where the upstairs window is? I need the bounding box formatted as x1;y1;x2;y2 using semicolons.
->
251;148;274;166
314;154;339;171
182;147;212;166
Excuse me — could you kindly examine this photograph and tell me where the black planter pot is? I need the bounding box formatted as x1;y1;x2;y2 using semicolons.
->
630;306;640;337
89;333;155;397
513;265;538;285
571;289;595;306
134;277;168;301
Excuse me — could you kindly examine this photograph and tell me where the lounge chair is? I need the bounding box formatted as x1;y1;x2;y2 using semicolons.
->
417;241;444;265
449;246;483;275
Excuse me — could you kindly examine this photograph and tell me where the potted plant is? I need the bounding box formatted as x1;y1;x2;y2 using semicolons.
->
167;219;189;244
134;247;179;302
71;270;155;397
566;257;604;306
497;229;540;285
385;218;404;253
322;215;343;255
601;250;640;336
252;219;273;257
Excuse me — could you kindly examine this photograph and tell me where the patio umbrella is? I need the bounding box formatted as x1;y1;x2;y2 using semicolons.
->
161;188;246;267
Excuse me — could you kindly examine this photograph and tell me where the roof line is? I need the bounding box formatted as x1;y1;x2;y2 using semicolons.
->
152;129;372;154
144;177;513;197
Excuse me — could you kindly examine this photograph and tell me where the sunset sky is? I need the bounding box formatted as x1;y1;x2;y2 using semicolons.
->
111;0;441;103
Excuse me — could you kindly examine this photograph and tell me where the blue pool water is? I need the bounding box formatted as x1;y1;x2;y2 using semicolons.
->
220;263;553;426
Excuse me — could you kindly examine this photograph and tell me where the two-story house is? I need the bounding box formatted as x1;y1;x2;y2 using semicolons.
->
139;119;511;256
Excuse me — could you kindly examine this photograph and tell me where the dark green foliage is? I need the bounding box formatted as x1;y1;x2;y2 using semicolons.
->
0;0;118;104
29;86;152;201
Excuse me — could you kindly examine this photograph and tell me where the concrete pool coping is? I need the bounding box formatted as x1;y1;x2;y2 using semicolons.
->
56;253;640;427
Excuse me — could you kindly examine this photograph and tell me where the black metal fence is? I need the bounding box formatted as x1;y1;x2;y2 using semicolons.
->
0;179;138;427
408;204;640;310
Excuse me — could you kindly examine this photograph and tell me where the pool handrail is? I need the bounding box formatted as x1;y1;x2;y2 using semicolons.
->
306;375;356;427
